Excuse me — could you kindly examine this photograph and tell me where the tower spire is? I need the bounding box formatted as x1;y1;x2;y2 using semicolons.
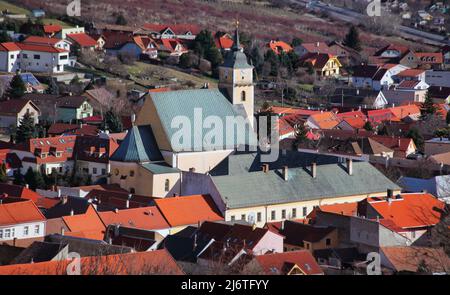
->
232;19;240;51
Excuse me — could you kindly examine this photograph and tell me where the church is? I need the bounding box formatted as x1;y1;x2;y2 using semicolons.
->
108;24;256;197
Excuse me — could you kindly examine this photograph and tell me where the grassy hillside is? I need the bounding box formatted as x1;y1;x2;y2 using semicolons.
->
0;0;30;14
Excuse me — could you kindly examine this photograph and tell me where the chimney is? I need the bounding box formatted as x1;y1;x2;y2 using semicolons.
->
281;220;285;230
126;194;132;209
114;208;119;213
70;209;74;216
282;166;289;181
262;163;269;173
346;159;353;175
25;184;29;189
61;227;65;235
62;196;68;204
131;113;136;124
387;189;394;199
311;162;317;178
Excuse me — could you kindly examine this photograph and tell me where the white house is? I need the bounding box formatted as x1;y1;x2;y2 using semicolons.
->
351;64;409;91
0;99;40;128
0;42;70;73
0;200;46;246
23;36;71;52
55;26;85;39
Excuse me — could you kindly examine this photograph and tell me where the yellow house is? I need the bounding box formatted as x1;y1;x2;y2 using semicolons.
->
302;53;342;77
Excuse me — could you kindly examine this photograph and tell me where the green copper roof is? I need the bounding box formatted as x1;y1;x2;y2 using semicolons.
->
140;162;180;174
212;161;401;209
150;89;256;152
110;125;163;162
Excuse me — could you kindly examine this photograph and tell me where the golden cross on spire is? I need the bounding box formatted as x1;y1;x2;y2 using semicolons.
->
235;19;239;29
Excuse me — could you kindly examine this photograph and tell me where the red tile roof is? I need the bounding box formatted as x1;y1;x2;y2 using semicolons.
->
67;33;97;47
23;36;63;46
17;135;77;165
415;52;444;65
154;195;223;227
371;135;415;154
17;43;68;53
43;24;62;34
301;42;331;54
368;193;445;229
0;249;184;275
255;250;324;275
397;69;425;78
62;205;106;241
268;40;293;55
381;246;450;273
0;200;46;226
0;42;21;51
215;34;234;50
142;23;201;36
308;112;341;129
99;206;170;231
47;123;98;136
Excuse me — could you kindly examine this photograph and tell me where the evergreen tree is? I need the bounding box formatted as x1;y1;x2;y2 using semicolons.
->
421;92;437;119
250;45;264;75
363;121;374;131
407;127;424;150
103;109;123;133
0;29;11;42
13;170;25;185
294;123;308;145
0;163;7;183
46;78;60;95
24;167;45;190
6;73;26;99
343;26;362;52
115;13;127;25
15;112;36;143
193;30;215;58
291;37;303;47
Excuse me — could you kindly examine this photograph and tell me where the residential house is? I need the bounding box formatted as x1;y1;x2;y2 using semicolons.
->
415;52;444;70
106;35;158;59
0;149;21;176
336;110;367;130
376;88;426;107
306;111;341;129
141;23;201;40
371;135;417;158
351;64;408;91
59;204;106;241
0;42;70;73
66;33;97;53
0;199;46;247
85;189;155;210
395;68;426;82
300;53;342;77
267;220;338;253
268;40;293;55
74;135;119;181
327;41;361;65
56;96;94;123
245;250;324;275
55;26;85;39
214;32;234;52
329;88;382;109
370;44;417;68
155;38;188;57
0;99;40;128
10;135;76;175
380;246;450;274
99;206;171;238
43;24;62;37
0;72;45;94
23;36;71;52
442;46;450;70
154;194;224;234
295;42;330;58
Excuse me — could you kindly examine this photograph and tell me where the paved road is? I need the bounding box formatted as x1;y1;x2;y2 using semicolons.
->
294;0;449;46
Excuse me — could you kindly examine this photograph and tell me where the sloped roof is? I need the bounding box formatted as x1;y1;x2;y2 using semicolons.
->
62;205;106;241
99;206;170;231
43;24;62;34
66;33;97;47
381;246;450;273
23;36;63;46
149;89;255;152
255;250;324;275
0;249;183;275
154;195;223;227
0;99;38;116
110;125;162;162
0;42;21;51
268;40;293;55
0;200;46;226
368;193;445;229
142;23;201;35
212;162;400;209
278;221;336;246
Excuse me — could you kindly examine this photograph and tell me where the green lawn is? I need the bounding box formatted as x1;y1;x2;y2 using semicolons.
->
0;0;30;15
41;18;72;28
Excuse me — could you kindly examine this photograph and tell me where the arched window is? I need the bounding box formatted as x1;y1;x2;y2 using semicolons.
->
164;179;170;192
241;91;246;102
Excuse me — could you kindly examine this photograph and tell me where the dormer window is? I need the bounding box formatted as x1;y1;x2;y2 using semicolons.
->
41;153;47;159
56;152;62;158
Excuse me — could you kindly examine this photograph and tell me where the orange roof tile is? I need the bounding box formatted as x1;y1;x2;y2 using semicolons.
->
154;195;223;227
67;33;98;47
99;206;170;231
368;193;445;229
268;40;293;55
255;250;324;275
0;200;46;226
62;205;106;241
309;112;341;129
317;202;359;216
43;24;62;34
0;249;184;275
397;69;425;77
